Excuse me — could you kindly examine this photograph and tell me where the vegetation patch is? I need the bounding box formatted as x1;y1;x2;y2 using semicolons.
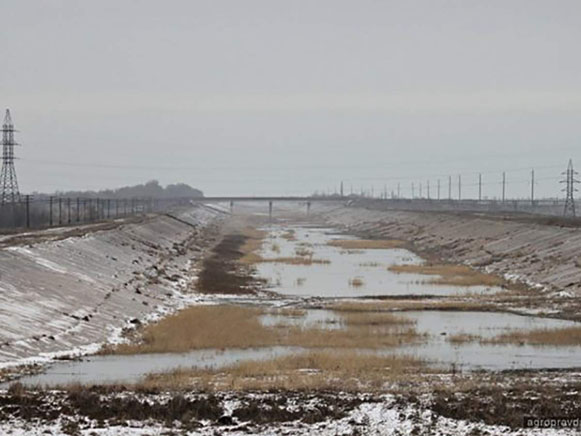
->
260;256;331;265
328;239;407;250
104;304;423;355
348;277;365;288
388;263;505;287
331;299;497;313
430;376;581;429
196;233;264;295
281;230;296;241
483;326;581;346
142;351;424;392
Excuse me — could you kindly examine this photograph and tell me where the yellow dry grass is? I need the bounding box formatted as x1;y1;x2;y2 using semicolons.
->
239;227;268;264
484;326;581;346
141;351;424;392
267;307;307;317
329;239;407;250
260;256;331;265
447;333;482;344
348;277;365;288
236;226;330;266
281;230;296;241
388;263;504;287
331;299;497;313
109;305;276;354
105;304;423;355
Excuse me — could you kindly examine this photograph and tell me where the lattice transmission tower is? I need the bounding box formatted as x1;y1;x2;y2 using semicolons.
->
0;109;21;204
561;159;579;217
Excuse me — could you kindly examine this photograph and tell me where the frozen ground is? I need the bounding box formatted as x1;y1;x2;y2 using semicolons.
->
0;389;577;436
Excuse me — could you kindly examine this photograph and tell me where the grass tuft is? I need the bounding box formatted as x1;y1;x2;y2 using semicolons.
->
141;351;424;392
329;239;407;250
388;263;504;287
348;277;365;288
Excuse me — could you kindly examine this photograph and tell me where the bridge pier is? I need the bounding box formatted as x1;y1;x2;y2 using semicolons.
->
230;200;234;213
269;201;273;222
306;201;311;216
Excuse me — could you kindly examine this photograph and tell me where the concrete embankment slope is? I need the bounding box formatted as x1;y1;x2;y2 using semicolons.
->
0;205;225;365
319;204;581;298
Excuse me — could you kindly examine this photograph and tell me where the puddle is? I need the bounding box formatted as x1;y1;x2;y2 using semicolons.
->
12;347;300;387
398;311;581;371
259;309;342;330
13;309;581;387
256;226;501;297
260;308;581;371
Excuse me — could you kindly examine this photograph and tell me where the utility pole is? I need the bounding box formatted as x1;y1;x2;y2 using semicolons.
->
561;159;579;217
502;172;506;203
397;183;400;199
340;181;344;198
411;182;415;199
49;196;53;226
419;182;422;198
458;175;461;200
531;169;535;205
437;179;440;200
0;109;21;204
448;176;452;200
478;173;482;201
427;180;430;199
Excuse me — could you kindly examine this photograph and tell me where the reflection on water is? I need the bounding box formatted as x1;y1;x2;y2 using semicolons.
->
256;226;502;297
398;310;581;371
17;310;581;387
13;346;301;387
13;225;581;387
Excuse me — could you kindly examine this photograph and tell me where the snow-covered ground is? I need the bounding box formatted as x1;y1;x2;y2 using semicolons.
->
0;393;575;435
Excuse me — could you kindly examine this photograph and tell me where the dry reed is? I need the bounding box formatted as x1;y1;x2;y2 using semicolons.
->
484;326;581;346
348;277;365;288
141;351;424;391
388;263;504;287
105;304;423;355
329;239;407;250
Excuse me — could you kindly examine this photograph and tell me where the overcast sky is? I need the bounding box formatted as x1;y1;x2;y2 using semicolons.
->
2;0;581;198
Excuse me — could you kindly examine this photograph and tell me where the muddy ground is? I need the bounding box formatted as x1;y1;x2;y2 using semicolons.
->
1;369;580;434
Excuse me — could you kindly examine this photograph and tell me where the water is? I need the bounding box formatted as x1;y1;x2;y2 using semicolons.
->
13;224;581;387
256;226;501;297
259;309;581;371
13;347;301;387
398;310;581;371
259;309;343;330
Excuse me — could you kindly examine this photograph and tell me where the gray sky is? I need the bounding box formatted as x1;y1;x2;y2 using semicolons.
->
2;0;581;198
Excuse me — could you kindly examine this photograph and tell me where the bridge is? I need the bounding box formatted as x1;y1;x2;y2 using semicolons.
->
188;196;343;203
188;195;347;218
